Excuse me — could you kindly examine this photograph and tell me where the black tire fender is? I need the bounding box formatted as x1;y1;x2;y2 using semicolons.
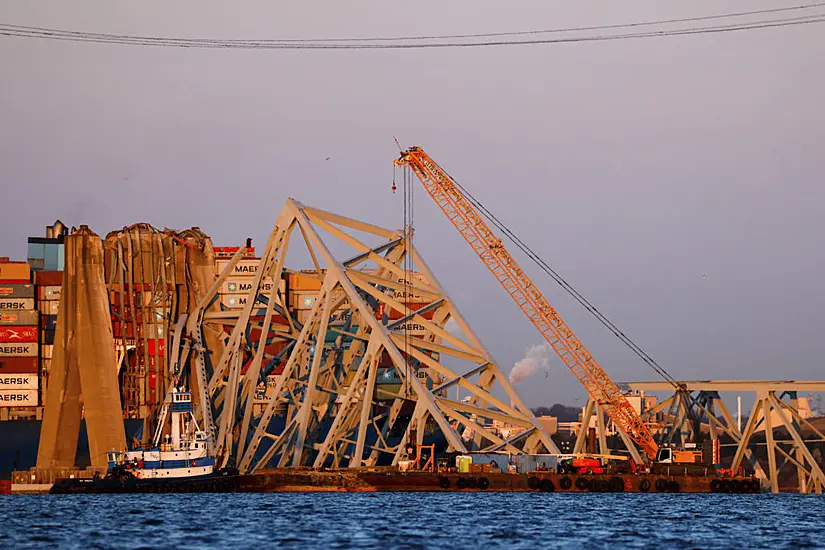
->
639;478;651;492
710;479;722;493
540;478;555;492
527;476;541;490
559;476;573;490
439;477;451;490
574;477;589;491
467;477;477;489
456;477;468;490
477;477;490;490
655;478;668;492
610;477;625;493
667;481;680;493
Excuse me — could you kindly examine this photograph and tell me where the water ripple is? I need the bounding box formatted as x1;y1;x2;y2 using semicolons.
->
1;493;824;549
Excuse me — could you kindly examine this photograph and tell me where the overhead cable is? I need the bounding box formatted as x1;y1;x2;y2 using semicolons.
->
1;14;823;50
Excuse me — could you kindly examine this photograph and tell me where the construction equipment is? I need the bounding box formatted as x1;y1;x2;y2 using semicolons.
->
395;146;660;461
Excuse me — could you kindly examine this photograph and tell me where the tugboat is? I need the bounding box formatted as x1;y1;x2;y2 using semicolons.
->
51;388;239;493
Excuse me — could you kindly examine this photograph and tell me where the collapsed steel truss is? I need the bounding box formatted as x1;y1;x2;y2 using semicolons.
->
579;381;825;494
173;199;557;474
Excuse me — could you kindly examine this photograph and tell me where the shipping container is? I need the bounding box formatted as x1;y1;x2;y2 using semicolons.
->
0;342;38;357
0;284;35;298
219;294;261;310
40;300;59;315
38;286;61;300
26;258;45;271
289;291;318;310
41;331;55;345
215;259;262;278
33;271;63;286
0;374;38;390
0;357;38;374
287;272;323;292
41;345;53;359
112;322;165;340
220;277;284;296
42;315;57;332
112;338;164;356
0;298;35;311
0;326;38;343
108;290;167;308
108;283;173;292
0;310;39;326
110;306;165;324
0;389;39;407
214;246;256;258
0;262;31;281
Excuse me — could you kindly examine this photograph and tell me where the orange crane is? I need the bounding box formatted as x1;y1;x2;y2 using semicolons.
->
394;146;659;461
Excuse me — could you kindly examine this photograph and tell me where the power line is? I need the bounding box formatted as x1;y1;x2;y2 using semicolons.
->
1;14;823;50
3;3;824;44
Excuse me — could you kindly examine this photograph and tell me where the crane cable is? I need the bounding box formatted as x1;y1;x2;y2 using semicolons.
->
439;166;681;388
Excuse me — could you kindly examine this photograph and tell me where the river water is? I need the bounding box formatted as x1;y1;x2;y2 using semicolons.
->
2;492;822;549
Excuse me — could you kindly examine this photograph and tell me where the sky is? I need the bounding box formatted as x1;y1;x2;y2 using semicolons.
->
1;1;823;408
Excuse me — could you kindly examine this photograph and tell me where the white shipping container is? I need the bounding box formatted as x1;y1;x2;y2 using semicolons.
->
40;300;59;315
216;259;262;278
39;286;62;300
221;277;285;296
0;389;39;407
290;291;318;310
0;374;38;390
41;345;54;359
390;321;430;339
220;294;258;310
0;342;38;357
0;298;35;311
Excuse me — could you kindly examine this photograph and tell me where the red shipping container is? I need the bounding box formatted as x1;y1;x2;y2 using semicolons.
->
0;280;31;285
376;302;435;321
34;271;63;286
0;356;38;374
148;372;157;389
0;326;38;343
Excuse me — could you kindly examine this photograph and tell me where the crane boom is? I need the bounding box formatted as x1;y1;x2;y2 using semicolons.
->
395;146;659;460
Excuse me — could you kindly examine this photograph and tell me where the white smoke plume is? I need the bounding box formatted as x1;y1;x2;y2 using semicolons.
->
509;344;551;385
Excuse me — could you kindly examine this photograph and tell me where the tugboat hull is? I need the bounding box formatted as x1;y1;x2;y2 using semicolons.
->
50;473;241;494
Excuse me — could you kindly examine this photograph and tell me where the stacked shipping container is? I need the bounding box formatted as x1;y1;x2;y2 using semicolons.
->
35;271;63;405
0;262;39;414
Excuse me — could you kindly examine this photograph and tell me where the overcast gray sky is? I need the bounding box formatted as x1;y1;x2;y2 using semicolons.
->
1;1;823;407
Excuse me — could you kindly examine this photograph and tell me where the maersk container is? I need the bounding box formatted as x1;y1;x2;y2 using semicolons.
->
0;342;38;357
0;298;35;311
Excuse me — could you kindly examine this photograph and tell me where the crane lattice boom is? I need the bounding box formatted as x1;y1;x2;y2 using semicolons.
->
395;146;659;460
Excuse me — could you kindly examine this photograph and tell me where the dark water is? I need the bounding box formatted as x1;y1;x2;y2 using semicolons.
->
1;493;822;549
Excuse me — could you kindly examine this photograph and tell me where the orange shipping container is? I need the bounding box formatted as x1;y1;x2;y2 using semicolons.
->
287;272;323;292
0;263;30;282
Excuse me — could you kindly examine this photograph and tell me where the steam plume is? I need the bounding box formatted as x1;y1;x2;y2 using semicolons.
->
509;344;551;385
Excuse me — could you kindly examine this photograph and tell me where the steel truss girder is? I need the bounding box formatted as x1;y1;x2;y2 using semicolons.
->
175;199;557;474
587;380;825;493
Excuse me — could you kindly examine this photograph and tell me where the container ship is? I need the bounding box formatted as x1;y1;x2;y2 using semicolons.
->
0;220;425;478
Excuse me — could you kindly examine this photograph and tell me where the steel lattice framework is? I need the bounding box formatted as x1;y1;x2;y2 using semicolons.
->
395;146;659;460
172;199;557;473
